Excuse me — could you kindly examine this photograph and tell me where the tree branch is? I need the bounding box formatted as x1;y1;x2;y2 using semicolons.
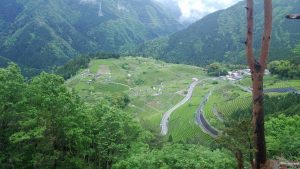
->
246;0;255;71
259;0;272;71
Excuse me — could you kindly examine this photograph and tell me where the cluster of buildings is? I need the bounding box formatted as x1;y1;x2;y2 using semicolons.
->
223;69;270;81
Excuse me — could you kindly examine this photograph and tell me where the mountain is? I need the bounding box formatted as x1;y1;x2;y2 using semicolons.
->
0;0;182;69
136;0;300;66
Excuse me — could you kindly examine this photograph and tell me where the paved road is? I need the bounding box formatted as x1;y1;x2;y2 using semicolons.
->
160;80;200;135
231;82;300;94
195;91;219;137
264;87;299;93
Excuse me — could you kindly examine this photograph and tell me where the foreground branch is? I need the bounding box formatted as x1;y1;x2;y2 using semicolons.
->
259;0;272;70
245;0;255;70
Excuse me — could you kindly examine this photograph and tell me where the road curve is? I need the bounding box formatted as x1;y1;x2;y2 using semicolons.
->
195;92;219;138
160;80;200;135
230;81;300;94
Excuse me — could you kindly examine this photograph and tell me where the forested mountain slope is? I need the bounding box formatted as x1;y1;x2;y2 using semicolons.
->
0;0;182;69
136;0;300;65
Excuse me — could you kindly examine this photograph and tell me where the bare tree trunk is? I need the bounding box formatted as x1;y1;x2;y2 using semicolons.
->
245;0;272;168
252;70;266;168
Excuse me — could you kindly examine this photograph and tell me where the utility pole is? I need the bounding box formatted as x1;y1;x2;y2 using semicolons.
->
245;0;272;168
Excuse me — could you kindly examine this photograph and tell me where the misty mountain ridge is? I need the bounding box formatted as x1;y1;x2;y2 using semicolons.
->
136;0;300;66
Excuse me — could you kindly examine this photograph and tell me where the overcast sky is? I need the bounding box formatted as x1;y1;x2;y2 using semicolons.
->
156;0;242;23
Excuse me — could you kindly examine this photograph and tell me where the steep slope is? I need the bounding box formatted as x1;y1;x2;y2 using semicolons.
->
137;0;300;65
0;0;182;69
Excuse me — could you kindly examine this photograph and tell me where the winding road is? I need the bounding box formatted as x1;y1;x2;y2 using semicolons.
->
160;80;200;135
160;78;299;137
195;92;219;138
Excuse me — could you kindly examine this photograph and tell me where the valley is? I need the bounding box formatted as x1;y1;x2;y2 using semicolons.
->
66;57;207;135
1;0;300;168
67;56;300;145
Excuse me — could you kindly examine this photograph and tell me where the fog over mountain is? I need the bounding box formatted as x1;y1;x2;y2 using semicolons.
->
155;0;242;24
78;0;242;24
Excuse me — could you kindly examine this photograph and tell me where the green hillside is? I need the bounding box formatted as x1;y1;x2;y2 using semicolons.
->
0;0;182;69
66;57;228;144
136;0;300;65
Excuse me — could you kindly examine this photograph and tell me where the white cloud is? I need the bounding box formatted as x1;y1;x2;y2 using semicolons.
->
80;0;242;23
156;0;242;23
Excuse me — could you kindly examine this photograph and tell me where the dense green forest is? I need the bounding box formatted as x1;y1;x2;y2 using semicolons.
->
136;0;300;66
0;0;182;69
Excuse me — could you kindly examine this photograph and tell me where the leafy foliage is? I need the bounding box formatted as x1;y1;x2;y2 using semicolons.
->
0;64;144;169
268;60;300;79
264;93;300;117
265;114;300;161
114;144;236;169
216;107;254;168
105;93;130;109
206;62;228;76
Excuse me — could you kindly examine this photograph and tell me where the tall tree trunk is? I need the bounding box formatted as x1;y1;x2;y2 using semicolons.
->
235;150;244;169
252;70;266;168
245;0;272;168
